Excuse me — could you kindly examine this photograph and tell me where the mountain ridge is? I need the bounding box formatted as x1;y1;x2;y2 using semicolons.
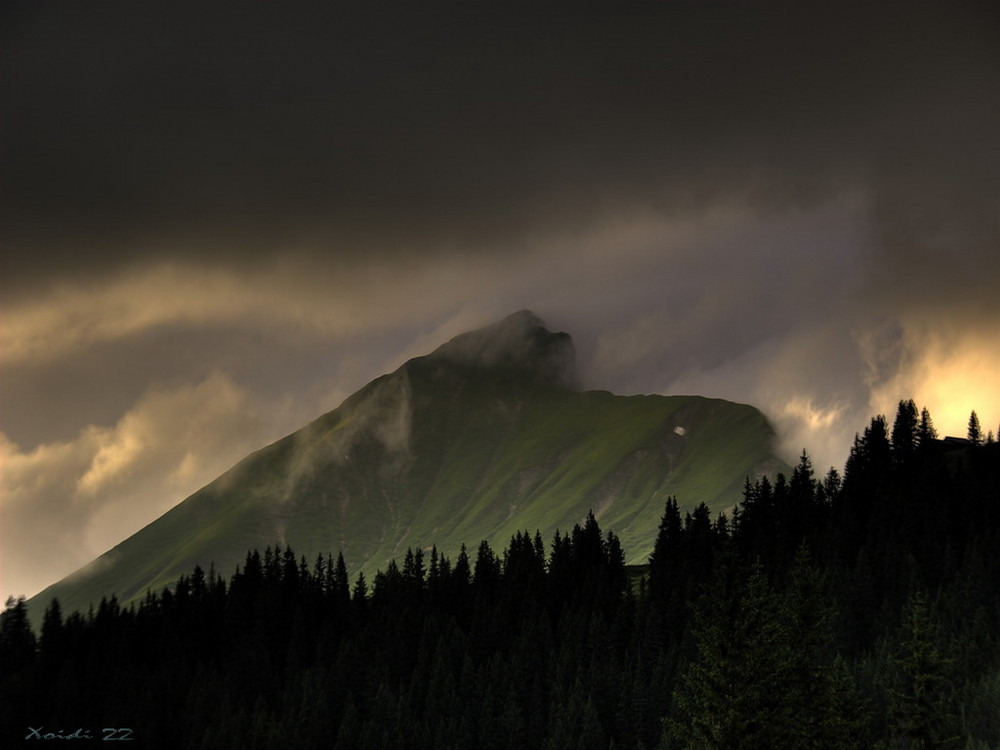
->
29;312;787;618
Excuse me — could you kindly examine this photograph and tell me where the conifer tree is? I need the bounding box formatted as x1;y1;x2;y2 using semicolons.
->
822;466;842;500
548;530;574;591
888;592;961;750
454;543;472;584
648;497;682;602
790;449;816;504
39;597;65;662
783;546;859;748
333;552;351;607
351;571;368;603
572;511;606;569
669;561;791;749
892;400;920;464
403;547;426;588
605;532;626;585
0;596;36;673
787;451;818;551
828;655;871;748
917;407;939;447
967;411;983;446
474;540;501;590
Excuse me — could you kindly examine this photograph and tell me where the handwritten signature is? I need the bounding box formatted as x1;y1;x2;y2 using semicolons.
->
25;727;134;741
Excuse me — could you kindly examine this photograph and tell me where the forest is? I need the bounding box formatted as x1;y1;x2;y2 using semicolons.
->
2;401;999;749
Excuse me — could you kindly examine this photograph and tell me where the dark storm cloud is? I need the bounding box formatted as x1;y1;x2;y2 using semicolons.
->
7;3;995;284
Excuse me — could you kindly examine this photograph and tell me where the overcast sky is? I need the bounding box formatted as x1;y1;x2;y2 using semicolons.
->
3;3;998;601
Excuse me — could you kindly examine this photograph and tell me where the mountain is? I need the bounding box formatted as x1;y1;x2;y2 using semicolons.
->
30;311;786;618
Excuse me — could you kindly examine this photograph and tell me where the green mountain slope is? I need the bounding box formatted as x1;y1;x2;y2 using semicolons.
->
30;311;786;618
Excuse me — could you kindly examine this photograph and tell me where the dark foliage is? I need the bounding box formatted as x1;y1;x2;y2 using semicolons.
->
2;405;998;749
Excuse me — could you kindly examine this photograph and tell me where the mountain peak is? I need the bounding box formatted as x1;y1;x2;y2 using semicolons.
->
28;309;787;622
428;310;578;388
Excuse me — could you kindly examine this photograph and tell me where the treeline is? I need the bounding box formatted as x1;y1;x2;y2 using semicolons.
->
2;401;999;749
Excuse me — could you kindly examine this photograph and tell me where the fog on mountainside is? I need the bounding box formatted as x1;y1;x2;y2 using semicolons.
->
429;311;579;390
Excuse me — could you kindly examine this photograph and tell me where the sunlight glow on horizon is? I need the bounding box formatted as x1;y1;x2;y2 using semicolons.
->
868;324;1000;440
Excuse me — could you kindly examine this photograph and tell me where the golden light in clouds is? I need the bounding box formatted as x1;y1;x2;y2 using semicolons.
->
867;321;1000;439
777;397;846;433
770;396;855;473
0;373;280;598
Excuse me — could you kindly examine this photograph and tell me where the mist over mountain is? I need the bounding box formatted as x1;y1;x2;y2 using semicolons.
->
429;310;578;389
30;312;784;618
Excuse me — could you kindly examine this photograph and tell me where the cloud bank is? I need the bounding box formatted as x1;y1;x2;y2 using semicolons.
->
2;374;277;598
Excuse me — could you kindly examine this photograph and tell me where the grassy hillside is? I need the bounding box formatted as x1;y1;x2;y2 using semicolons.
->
29;314;786;620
